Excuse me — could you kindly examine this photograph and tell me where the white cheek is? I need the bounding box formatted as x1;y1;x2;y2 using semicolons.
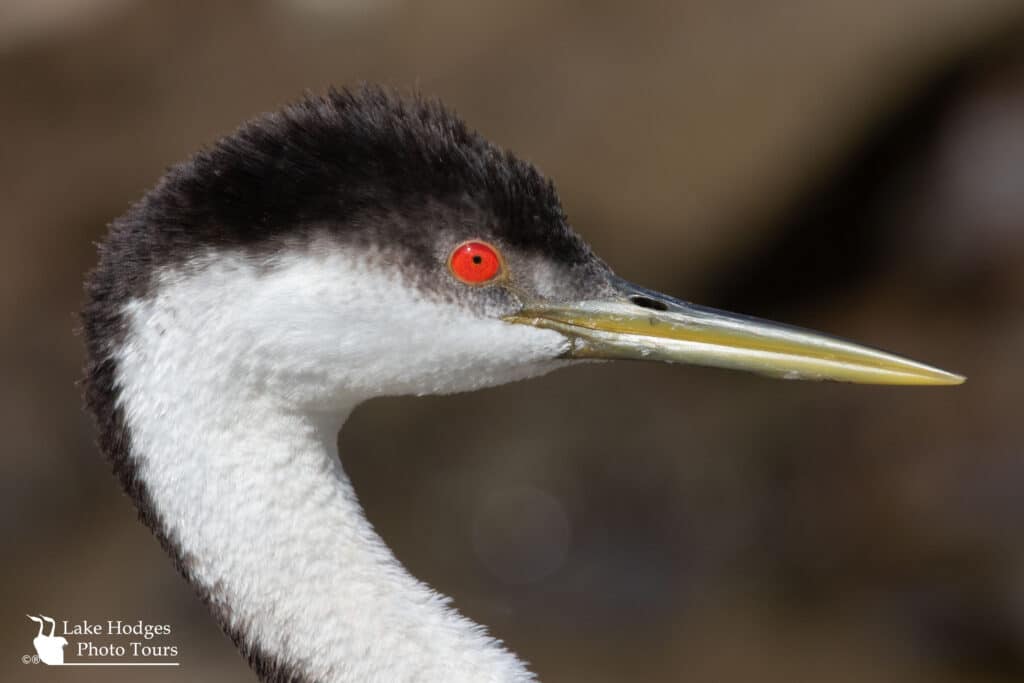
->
126;250;571;407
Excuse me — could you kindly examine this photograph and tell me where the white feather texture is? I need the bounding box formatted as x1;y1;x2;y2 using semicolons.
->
113;247;570;682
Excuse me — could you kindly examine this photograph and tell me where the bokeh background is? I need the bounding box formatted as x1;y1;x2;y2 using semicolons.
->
3;1;1024;681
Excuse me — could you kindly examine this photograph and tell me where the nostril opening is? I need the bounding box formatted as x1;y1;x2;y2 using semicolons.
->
629;295;668;312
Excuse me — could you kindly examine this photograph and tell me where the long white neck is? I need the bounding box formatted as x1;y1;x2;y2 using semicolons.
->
108;254;561;682
116;366;534;682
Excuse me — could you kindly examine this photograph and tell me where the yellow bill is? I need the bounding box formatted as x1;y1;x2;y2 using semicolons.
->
505;279;964;386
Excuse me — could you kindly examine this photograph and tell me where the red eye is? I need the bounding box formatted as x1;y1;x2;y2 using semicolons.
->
449;241;503;284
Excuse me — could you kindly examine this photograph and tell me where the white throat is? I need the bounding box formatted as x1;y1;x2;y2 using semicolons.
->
112;251;566;682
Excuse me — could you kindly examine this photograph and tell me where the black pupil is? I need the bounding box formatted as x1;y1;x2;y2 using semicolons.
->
472;255;482;265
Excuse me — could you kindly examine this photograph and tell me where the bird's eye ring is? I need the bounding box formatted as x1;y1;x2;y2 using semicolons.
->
449;241;503;285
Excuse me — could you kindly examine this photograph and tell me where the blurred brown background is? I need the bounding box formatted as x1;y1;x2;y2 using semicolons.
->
3;1;1024;681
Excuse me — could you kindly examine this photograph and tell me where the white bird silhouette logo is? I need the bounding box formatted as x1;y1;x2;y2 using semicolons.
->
27;615;68;665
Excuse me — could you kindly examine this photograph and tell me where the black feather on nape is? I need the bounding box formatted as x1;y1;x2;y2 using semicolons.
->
114;85;588;278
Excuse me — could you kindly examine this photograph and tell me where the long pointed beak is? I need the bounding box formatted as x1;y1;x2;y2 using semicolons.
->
505;279;964;386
